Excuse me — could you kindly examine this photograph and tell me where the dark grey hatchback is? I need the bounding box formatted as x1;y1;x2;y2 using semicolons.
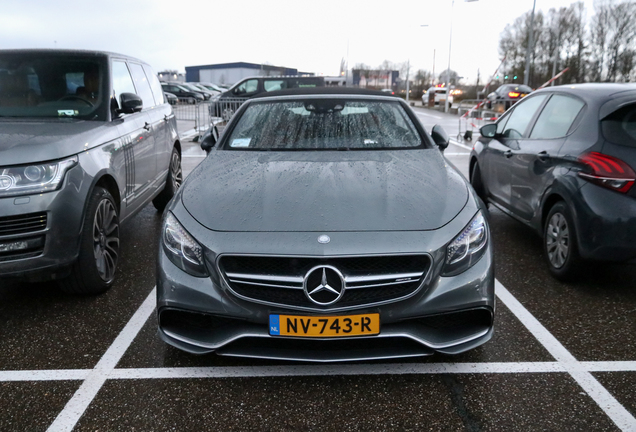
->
471;83;636;280
0;49;182;293
157;88;494;362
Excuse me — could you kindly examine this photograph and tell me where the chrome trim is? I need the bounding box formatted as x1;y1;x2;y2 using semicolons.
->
216;253;433;313
228;279;304;290
162;324;490;353
226;272;304;283
345;272;423;283
345;279;423;290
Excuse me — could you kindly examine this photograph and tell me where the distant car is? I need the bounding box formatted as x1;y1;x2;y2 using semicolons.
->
164;91;178;105
471;83;636;280
160;83;204;104
0;49;181;294
380;88;395;95
183;82;215;100
157;87;494;361
196;82;225;94
424;87;453;106
486;84;532;112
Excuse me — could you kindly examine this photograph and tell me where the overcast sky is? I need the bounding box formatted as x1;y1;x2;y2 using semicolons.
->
3;0;597;84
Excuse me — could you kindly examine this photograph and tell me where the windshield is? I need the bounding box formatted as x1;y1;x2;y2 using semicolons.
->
224;99;425;151
0;53;108;120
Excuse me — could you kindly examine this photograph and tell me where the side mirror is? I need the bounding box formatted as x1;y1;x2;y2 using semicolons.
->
200;126;219;153
431;125;450;151
119;93;143;114
480;123;497;138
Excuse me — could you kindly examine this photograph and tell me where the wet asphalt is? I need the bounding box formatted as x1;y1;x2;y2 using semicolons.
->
0;106;635;431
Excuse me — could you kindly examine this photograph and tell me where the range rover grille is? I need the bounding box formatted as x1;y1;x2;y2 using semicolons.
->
0;212;47;236
218;255;430;310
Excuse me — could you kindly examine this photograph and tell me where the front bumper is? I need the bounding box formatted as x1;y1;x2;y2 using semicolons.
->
0;169;84;280
156;204;495;362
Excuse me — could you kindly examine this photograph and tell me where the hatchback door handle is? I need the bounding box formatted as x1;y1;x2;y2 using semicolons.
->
538;151;550;161
164;115;170;122
143;122;151;131
504;150;513;158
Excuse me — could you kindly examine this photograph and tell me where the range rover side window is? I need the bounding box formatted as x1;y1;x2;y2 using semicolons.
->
143;64;165;106
112;61;136;107
128;63;155;109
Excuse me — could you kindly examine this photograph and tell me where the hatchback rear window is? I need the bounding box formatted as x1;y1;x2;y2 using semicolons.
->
602;104;636;148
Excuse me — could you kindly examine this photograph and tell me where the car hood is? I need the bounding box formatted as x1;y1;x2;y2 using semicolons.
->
0;119;118;165
181;150;469;232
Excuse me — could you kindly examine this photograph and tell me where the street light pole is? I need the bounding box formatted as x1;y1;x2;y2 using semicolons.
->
445;0;479;114
524;0;537;86
444;0;455;114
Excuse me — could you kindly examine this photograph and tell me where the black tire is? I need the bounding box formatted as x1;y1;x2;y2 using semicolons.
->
153;147;182;211
59;187;119;294
543;201;581;281
470;162;487;204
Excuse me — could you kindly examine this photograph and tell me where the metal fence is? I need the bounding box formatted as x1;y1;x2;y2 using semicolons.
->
455;99;501;142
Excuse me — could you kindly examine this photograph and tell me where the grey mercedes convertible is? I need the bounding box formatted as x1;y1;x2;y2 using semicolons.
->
157;88;494;362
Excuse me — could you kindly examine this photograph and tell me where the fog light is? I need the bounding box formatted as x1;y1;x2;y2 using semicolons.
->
0;240;29;252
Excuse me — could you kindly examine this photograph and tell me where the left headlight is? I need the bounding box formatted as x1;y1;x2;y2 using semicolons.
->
162;212;208;277
0;156;78;198
442;210;488;276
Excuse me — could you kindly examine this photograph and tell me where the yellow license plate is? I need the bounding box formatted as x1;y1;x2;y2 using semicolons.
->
269;313;380;338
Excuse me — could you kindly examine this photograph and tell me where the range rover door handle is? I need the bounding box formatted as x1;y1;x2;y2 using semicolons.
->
143;122;151;131
537;151;550;161
504;150;513;158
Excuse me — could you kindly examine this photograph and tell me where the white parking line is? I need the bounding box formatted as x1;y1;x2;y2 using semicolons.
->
4;280;627;430
46;288;157;432
449;139;473;151
414;111;442;120
496;280;636;431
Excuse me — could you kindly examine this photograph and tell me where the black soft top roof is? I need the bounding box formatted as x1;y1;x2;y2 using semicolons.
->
252;87;397;99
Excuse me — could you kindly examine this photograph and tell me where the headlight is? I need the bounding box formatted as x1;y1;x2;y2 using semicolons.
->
0;156;77;198
442;211;488;276
162;212;208;277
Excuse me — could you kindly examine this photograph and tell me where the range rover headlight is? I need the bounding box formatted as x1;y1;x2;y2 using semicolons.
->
442;210;488;276
0;156;77;198
162;212;208;277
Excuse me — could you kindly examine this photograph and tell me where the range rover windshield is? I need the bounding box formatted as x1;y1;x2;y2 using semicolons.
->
224;99;425;150
0;53;108;120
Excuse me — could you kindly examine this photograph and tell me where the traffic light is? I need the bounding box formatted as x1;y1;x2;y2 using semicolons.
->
496;75;499;79
504;75;509;79
513;75;518;80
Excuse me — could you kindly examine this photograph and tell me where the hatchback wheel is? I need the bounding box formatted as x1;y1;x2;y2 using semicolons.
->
59;187;119;294
470;162;487;204
543;201;580;281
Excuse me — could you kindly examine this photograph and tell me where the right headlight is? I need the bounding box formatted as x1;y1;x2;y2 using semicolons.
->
162;212;208;277
442;210;488;276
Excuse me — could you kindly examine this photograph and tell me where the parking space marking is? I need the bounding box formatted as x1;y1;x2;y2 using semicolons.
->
0;369;89;382
0;281;631;430
46;288;157;432
449;139;473;151
496;280;636;431
414;111;442;120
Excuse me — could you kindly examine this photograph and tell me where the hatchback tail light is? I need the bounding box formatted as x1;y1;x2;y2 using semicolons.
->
578;152;635;193
508;92;520;98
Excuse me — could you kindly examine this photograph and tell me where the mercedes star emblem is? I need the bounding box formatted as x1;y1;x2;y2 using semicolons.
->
303;265;345;306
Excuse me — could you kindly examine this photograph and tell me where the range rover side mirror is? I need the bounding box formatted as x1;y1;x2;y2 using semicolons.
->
200;126;219;153
480;123;497;138
119;93;143;114
431;124;450;151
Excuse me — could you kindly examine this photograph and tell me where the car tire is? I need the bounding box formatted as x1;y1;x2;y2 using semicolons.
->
59;187;119;294
153;147;182;211
543;201;581;281
470;162;487;204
